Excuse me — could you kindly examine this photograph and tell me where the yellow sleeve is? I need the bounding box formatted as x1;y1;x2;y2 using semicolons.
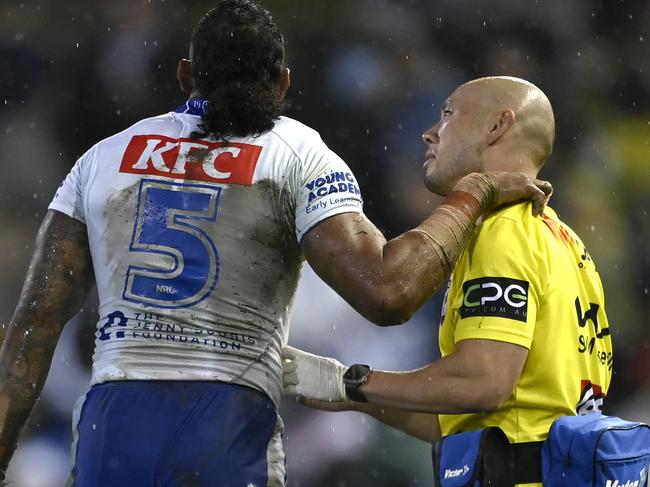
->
449;214;549;349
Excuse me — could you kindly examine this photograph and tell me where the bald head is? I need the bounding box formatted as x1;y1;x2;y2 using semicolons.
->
458;76;555;168
421;76;555;195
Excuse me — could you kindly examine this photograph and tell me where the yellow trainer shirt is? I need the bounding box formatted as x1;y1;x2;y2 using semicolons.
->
438;202;613;444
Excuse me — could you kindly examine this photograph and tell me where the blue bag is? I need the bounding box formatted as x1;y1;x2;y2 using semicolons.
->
542;414;650;486
432;427;514;487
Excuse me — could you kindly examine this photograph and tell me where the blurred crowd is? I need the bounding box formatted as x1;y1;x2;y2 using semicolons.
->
0;0;648;485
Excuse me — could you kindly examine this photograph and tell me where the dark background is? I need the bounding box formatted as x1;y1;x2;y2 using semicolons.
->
0;1;648;485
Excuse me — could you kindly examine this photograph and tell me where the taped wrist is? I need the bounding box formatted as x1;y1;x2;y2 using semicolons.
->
451;173;495;211
413;189;485;275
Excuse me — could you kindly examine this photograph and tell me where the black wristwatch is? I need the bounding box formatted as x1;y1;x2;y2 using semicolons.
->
343;364;373;402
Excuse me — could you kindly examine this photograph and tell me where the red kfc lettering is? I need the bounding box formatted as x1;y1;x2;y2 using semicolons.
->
120;135;262;185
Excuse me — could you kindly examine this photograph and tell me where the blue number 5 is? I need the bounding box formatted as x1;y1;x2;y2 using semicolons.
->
123;179;221;308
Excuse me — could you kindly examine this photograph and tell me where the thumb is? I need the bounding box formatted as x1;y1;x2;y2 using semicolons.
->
530;187;546;217
533;178;553;198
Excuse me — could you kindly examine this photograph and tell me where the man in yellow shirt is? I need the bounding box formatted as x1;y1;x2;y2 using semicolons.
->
283;76;613;485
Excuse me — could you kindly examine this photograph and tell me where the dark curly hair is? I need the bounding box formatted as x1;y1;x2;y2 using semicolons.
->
191;0;286;140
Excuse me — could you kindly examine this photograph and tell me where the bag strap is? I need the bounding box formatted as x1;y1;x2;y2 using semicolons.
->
512;441;542;484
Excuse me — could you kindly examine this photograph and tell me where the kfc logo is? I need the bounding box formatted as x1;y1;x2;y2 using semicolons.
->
119;135;262;185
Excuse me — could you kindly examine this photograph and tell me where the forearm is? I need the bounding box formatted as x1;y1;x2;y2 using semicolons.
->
374;179;490;317
356;340;527;414
410;173;492;275
359;368;484;414
359;345;510;413
296;396;441;443
0;211;93;471
355;402;441;443
0;316;63;465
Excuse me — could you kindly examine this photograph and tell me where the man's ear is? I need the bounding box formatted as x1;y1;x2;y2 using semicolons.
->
487;109;516;145
276;67;291;100
177;59;196;93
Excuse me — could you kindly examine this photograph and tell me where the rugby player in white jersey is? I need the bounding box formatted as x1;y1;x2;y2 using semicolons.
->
0;1;551;485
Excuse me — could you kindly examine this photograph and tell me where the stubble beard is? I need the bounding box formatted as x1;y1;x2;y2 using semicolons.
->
423;141;483;196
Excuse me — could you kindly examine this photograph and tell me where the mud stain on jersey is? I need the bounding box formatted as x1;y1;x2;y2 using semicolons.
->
214;178;301;309
102;181;142;296
104;181;140;225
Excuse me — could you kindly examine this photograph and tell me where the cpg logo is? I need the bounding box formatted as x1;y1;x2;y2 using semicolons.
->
459;277;529;322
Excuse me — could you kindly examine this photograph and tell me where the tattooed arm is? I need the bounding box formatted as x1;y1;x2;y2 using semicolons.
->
0;210;94;478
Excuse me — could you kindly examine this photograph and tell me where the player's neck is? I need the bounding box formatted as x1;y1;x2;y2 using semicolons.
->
483;148;538;178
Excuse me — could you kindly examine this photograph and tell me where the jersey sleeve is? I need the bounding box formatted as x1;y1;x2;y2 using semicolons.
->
48;146;95;223
448;215;549;349
292;140;363;241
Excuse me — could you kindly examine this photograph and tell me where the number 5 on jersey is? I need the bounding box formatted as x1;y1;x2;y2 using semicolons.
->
123;179;221;308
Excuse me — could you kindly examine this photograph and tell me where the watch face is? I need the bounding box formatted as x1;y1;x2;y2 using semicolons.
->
344;364;372;403
344;364;371;383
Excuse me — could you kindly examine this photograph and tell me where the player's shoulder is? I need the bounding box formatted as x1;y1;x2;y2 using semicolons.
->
480;202;536;234
89;112;182;154
479;202;582;251
269;116;328;154
472;201;549;252
538;205;588;251
271;116;322;140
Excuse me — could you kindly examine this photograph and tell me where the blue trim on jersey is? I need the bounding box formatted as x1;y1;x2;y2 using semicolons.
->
175;98;209;117
71;381;278;486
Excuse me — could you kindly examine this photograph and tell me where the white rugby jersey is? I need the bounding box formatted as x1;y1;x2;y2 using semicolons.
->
49;99;363;406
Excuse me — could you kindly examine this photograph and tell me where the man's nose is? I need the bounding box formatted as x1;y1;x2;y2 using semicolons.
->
422;124;440;145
